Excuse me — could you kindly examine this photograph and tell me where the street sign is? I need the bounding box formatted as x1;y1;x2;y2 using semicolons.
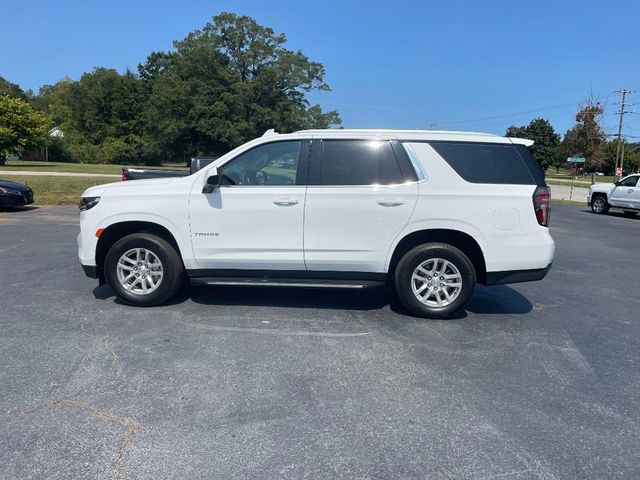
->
616;167;622;176
567;156;586;164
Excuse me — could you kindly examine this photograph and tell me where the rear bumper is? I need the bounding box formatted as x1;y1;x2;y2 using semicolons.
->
485;263;552;286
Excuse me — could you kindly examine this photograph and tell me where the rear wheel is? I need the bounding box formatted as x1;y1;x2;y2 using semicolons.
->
395;243;476;319
104;233;184;306
591;196;609;214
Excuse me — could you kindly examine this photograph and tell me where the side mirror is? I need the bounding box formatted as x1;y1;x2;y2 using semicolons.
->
614;180;621;186
202;168;220;193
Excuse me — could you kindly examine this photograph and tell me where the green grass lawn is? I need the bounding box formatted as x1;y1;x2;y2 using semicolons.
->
8;175;118;205
546;179;593;188
0;160;187;175
545;168;614;184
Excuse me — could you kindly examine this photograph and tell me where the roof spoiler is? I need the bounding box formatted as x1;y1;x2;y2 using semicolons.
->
509;137;534;147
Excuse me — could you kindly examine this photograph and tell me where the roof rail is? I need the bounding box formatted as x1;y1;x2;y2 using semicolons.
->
294;128;498;137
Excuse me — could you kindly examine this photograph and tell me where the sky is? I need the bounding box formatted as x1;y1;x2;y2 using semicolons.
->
1;0;639;137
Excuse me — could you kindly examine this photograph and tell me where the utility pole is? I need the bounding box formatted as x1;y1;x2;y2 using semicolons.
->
614;89;635;178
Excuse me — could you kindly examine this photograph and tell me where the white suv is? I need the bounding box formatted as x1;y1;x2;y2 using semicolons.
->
78;129;554;318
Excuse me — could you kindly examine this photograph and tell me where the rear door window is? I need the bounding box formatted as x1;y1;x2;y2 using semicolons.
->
430;142;536;185
319;140;410;186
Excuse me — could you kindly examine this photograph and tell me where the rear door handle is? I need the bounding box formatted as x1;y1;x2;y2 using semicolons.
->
377;198;404;207
273;198;299;206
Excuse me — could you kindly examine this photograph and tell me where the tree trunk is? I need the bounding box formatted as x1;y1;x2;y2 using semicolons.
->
0;152;6;166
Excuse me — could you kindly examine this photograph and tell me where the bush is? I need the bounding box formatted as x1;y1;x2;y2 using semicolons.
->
65;141;99;164
97;136;144;165
49;134;146;164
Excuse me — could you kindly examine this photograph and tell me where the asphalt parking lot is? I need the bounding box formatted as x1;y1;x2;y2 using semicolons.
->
1;205;639;480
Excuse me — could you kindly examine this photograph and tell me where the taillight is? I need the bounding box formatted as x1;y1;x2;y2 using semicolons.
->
121;170;129;181
533;186;550;227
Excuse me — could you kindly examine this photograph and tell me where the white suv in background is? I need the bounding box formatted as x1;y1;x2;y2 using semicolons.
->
78;129;554;318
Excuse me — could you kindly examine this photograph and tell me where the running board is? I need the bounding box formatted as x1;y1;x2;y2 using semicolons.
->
189;277;385;289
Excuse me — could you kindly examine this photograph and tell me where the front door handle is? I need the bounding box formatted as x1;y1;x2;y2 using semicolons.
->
273;198;299;206
628;189;635;193
377;198;404;207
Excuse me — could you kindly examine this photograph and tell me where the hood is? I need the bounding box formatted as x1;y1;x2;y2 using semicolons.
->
0;179;32;193
589;183;615;193
80;177;178;198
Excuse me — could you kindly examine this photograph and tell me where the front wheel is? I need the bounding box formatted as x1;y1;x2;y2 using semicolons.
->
591;196;609;214
104;233;184;306
395;243;476;319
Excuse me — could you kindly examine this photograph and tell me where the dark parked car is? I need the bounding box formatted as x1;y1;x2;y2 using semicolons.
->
0;179;34;210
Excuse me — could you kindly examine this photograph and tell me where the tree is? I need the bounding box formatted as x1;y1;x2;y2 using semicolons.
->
0;75;28;100
28;12;340;164
138;12;341;162
0;95;49;165
33;70;146;164
505;118;560;171
558;97;606;172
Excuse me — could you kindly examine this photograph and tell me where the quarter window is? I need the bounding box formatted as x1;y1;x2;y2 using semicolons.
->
220;141;301;186
430;142;536;185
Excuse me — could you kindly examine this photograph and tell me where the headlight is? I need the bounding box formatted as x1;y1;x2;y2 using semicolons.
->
79;196;101;211
0;187;20;194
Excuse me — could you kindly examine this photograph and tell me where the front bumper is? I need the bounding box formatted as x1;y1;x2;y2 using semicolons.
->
81;264;98;278
485;263;552;286
587;194;592;206
0;191;33;207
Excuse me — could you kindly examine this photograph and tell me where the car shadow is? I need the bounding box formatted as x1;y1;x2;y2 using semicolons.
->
580;208;640;221
92;282;533;317
0;205;40;213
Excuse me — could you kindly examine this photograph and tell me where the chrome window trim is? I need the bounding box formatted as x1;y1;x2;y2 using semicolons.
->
401;142;427;182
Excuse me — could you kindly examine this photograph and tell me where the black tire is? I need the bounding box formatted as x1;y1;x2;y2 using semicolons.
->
395;243;476;319
104;233;184;306
623;210;638;217
591;196;609;214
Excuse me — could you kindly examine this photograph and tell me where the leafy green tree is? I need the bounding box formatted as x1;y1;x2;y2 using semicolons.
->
139;12;341;162
0;75;28;100
597;140;619;175
558;97;606;172
505;118;560;171
34;70;146;163
0;95;49;165
607;140;640;174
625;143;640;173
28;12;340;164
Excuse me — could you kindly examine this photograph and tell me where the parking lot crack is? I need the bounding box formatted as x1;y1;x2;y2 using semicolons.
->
12;399;139;480
100;336;124;379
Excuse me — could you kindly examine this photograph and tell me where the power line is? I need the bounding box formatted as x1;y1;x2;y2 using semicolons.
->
321;98;606;128
433;102;578;127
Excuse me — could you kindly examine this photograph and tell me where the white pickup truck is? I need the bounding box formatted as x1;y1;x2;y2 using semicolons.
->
588;174;640;216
